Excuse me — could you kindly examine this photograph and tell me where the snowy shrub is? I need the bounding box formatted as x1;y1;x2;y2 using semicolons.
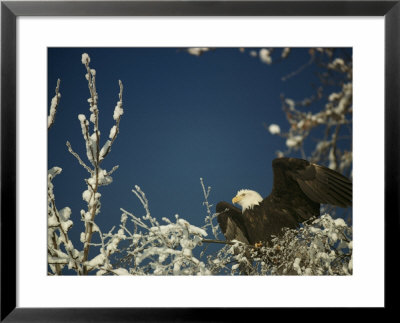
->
253;214;352;275
108;186;210;275
202;214;352;276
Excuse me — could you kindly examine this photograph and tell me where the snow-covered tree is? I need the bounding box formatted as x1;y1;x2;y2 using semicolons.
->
259;48;352;177
48;53;124;275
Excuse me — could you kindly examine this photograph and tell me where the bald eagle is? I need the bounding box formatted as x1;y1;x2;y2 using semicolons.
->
216;157;352;246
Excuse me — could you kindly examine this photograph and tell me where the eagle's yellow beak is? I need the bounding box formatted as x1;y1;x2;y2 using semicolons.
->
232;195;242;204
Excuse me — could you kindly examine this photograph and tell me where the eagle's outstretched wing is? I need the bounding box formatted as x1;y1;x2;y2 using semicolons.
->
272;157;352;208
216;201;250;244
215;158;352;245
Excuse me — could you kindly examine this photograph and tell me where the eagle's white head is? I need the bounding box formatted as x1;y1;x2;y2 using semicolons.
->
232;189;263;213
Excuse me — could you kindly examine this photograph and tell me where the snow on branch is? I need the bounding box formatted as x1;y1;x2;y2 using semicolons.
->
47;79;61;130
253;214;353;275
48;167;82;274
102;186;211;275
203;214;352;276
186;48;214;56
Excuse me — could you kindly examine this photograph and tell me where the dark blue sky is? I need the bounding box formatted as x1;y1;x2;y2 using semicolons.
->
48;48;351;267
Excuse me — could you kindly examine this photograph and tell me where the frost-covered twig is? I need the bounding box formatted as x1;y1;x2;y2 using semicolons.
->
108;165;119;176
66;141;92;174
48;79;61;130
81;217;127;274
281;50;315;81
99;80;124;162
200;178;219;239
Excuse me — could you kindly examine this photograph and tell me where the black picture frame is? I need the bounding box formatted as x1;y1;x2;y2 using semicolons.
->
1;0;398;321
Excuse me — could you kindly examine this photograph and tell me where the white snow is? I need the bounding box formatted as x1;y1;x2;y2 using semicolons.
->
97;169;113;186
87;177;96;186
109;125;117;139
293;258;301;274
48;94;60;128
329;58;344;68
59;207;71;221
82;190;92;203
329;92;342;101
182;248;192;257
285;98;295;110
286;135;303;148
259;48;272;64
316;141;330;151
121;213;128;223
113;102;124;120
87;253;105;268
249;50;257;57
281;47;291;58
81;53;90;65
334;218;347;227
304;268;312;275
328;147;337;170
48;215;59;227
80;232;87;243
84;212;92;222
48;166;62;178
99;140;111;159
268;124;281;135
106;235;123;254
90;133;97;143
187;48;210;56
112;268;130;275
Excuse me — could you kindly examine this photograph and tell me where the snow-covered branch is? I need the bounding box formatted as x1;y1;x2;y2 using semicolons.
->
72;53;125;274
107;186;210;275
47;79;61;130
48;167;82;274
47;53;124;275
